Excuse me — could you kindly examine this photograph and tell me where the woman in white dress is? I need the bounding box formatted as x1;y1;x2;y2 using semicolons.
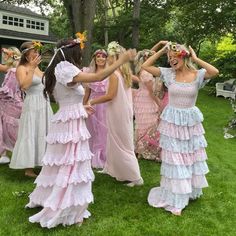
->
10;41;53;177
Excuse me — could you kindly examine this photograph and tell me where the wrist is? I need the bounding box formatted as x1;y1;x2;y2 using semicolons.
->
88;99;93;106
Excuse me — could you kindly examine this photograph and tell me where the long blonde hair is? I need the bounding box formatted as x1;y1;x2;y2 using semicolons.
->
107;41;132;88
3;47;21;68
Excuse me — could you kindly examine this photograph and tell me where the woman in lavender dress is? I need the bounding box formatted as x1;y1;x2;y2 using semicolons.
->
0;47;22;164
142;42;219;215
83;49;108;169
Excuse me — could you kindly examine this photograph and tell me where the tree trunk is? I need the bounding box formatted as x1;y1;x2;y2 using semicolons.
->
63;0;97;66
132;0;140;49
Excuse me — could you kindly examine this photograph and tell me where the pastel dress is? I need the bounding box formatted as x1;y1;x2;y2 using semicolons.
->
86;80;108;169
148;68;209;214
104;71;142;182
133;70;161;161
9;74;52;169
0;68;23;154
26;61;94;228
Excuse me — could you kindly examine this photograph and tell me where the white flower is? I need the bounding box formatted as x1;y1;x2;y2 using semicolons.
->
107;41;121;56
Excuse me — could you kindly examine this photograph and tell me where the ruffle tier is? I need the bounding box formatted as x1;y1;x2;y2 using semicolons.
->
160;134;207;153
42;141;93;166
161;149;207;166
29;205;91;229
148;187;203;210
35;160;95;188
158;120;205;140
46;119;91;144
160;161;209;179
27;182;93;211
161;106;203;126
51;103;88;123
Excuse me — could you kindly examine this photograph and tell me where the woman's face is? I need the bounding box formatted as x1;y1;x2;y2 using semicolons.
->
2;49;11;61
168;51;184;70
95;53;107;67
107;55;116;65
26;48;39;61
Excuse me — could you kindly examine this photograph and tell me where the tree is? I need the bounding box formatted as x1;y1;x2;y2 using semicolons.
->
62;0;97;66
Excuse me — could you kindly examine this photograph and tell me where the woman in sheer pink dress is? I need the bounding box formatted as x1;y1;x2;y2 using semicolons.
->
0;47;22;164
87;41;143;187
83;49;108;169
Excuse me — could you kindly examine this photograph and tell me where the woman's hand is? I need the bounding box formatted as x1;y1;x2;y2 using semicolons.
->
28;55;41;70
84;104;95;115
119;49;137;63
189;46;198;62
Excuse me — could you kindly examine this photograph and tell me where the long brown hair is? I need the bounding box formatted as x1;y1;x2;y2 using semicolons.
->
43;39;82;99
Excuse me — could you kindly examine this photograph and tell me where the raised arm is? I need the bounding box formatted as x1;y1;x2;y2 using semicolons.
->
150;40;168;52
189;46;219;79
73;49;136;83
88;73;118;106
142;47;167;77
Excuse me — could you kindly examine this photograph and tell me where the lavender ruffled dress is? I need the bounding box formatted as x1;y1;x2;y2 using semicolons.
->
26;61;94;228
0;68;22;154
86;80;107;169
148;68;209;213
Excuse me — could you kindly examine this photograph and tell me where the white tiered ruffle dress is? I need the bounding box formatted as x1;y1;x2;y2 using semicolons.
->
26;61;94;228
148;68;209;214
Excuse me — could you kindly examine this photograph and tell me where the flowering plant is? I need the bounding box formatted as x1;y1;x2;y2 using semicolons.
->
75;31;87;49
107;41;121;56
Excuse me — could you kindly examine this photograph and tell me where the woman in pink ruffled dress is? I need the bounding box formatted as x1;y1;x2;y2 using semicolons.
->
133;49;163;161
26;37;136;228
83;49;108;169
0;47;22;164
87;41;143;187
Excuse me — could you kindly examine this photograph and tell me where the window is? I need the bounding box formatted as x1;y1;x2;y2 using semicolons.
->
26;19;44;31
2;15;24;27
1;14;45;31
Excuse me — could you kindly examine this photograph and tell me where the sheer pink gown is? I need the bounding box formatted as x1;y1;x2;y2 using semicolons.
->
104;71;142;182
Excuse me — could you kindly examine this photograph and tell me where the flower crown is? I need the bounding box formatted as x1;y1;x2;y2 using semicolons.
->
166;42;190;58
2;48;21;60
21;41;43;54
93;49;108;58
75;31;87;49
107;41;121;56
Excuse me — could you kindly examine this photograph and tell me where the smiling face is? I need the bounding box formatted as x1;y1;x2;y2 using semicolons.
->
95;53;107;67
168;50;185;70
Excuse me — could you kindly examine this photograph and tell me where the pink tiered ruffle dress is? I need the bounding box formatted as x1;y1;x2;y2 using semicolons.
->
133;70;161;161
26;61;94;228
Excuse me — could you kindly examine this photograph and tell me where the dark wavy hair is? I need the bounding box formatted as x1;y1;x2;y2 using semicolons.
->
18;42;34;66
43;39;82;99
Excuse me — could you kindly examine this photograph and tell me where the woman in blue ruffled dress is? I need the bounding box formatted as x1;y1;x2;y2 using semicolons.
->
142;41;219;215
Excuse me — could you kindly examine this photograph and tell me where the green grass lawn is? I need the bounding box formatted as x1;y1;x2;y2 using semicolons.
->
0;89;235;236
